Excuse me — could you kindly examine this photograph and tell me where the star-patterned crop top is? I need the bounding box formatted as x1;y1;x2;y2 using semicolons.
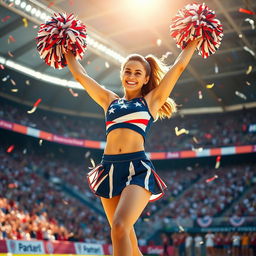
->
105;97;154;140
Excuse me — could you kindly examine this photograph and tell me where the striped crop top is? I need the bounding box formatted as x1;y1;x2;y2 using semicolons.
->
105;97;154;140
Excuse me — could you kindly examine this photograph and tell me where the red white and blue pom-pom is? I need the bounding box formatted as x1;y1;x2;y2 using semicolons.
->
36;13;86;69
170;3;223;58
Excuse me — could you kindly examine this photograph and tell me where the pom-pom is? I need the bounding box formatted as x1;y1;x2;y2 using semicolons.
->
36;13;87;69
170;3;223;58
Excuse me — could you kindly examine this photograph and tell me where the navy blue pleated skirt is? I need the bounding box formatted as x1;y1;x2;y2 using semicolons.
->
87;151;167;202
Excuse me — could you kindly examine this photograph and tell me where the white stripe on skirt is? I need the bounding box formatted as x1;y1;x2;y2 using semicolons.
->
141;160;151;190
126;161;135;186
109;164;114;198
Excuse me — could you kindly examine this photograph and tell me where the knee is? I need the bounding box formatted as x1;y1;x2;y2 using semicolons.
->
111;217;130;239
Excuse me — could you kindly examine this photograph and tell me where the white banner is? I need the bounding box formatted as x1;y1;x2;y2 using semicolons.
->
75;242;104;255
6;240;45;254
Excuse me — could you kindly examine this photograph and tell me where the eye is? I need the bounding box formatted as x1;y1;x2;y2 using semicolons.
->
135;72;142;76
124;70;131;74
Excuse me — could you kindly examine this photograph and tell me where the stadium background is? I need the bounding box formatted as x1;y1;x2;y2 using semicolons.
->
0;0;256;255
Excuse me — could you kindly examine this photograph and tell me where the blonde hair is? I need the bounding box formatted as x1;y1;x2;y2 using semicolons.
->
121;54;177;120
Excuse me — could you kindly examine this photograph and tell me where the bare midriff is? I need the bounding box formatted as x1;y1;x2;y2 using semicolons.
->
104;128;145;155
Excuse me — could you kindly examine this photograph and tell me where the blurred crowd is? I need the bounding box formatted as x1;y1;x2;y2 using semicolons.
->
160;231;256;256
1;98;256;152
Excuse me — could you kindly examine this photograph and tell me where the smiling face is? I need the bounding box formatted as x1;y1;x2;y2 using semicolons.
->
121;60;149;94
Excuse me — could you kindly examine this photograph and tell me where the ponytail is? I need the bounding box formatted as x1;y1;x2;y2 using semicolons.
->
122;54;177;120
144;55;177;120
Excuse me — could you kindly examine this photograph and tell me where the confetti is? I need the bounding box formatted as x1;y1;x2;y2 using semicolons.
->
85;151;91;158
198;90;203;99
1;16;11;22
90;158;95;168
246;65;252;75
215;155;221;169
68;88;79;97
186;166;193;171
7;145;15;153
8;35;16;43
0;64;4;70
105;62;110;68
238;34;243;38
23;148;27;154
239;8;255;15
192;136;199;143
33;25;38;29
246;81;251;86
10;79;16;86
214;63;219;74
2;75;10;82
8;2;14;7
39;139;43;146
27;98;42;114
63;200;69;205
11;89;18;92
206;83;215;89
245;18;255;30
175;127;189;136
8;183;18;189
8;51;14;57
160;51;172;61
178;224;185;232
235;91;247;100
25;80;30;85
243;46;255;56
206;175;218;183
22;18;28;27
218;98;222;102
156;39;162;46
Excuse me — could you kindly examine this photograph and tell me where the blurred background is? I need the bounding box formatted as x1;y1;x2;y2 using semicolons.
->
0;0;256;255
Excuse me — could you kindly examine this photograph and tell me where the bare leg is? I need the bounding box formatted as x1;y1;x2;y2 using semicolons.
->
109;185;151;256
101;185;150;256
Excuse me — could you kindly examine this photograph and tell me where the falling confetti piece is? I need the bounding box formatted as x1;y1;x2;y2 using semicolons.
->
239;8;255;15
1;16;11;22
245;18;255;30
0;64;4;70
11;89;18;92
63;200;69;205
23;148;27;154
178;224;185;232
246;65;252;75
8;51;14;57
214;63;219;74
8;35;16;43
27;98;42;114
215;155;221;169
198;90;203;99
206;175;218;183
39;139;43;146
2;75;10;82
105;62;110;68
22;18;28;27
160;51;172;61
8;2;14;7
8;183;18;189
238;34;243;38
192;136;199;144
156;39;162;46
85;151;91;158
25;80;30;85
7;145;15;153
33;25;38;29
10;79;16;86
246;81;251;86
235;91;247;100
243;46;255;56
90;158;95;168
206;83;215;89
200;241;204;244
175;127;189;136
218;98;222;102
68;88;79;97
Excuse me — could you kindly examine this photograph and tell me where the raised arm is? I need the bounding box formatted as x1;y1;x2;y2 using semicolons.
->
145;39;200;116
65;51;118;111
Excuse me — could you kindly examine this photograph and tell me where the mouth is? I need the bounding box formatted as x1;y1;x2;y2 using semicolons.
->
125;81;138;87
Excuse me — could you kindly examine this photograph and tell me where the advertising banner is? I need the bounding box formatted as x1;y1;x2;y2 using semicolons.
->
6;240;45;254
